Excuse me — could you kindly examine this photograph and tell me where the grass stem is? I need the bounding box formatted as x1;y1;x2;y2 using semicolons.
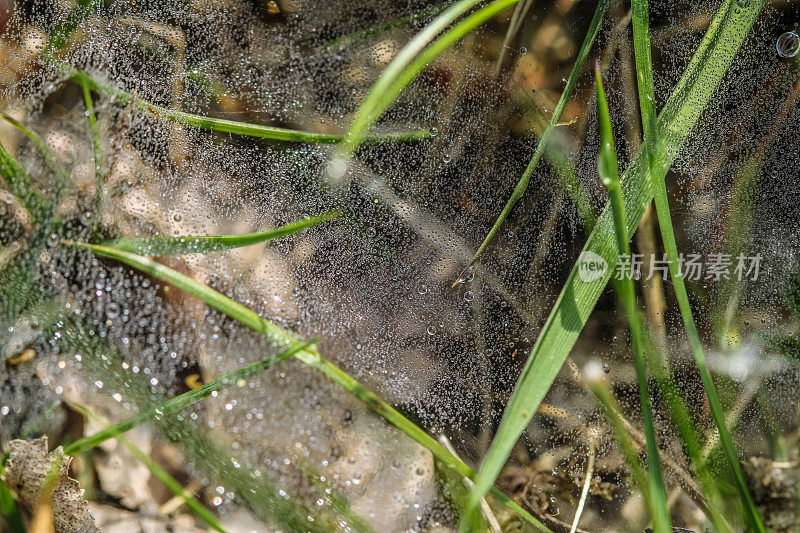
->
596;64;671;532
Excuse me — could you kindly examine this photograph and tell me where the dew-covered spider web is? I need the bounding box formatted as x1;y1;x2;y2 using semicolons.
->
1;0;800;531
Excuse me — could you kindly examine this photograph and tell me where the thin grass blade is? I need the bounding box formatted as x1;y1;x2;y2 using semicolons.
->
0;114;69;183
457;0;608;281
73;405;229;533
596;64;670;532
334;0;522;168
463;1;766;526
70;70;428;144
0;141;47;222
630;1;764;529
101;212;338;255
77;72;103;231
67;240;551;531
65;340;314;456
321;2;449;52
334;0;485;158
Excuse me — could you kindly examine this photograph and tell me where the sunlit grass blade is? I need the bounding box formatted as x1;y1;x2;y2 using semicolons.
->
101;212;338;255
73;405;229;533
456;0;608;282
67;240;551;531
463;0;766;526
64;340;314;456
0;140;47;222
333;0;521;167
0;114;69;183
52;314;339;532
595;64;670;532
630;1;764;530
76;72;103;231
69;70;428;144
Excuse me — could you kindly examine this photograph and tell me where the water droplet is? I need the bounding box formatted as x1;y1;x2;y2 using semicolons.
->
417;284;428;295
173;213;182;222
463;268;475;283
106;302;120;319
426;325;435;336
519;46;527;54
326;157;348;181
430;127;438;137
777;31;800;58
463;291;474;302
442;154;451;164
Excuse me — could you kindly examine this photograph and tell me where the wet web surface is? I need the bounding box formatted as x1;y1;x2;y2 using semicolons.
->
1;0;800;530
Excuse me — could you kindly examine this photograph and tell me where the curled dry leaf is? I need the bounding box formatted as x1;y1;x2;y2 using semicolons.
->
2;436;99;533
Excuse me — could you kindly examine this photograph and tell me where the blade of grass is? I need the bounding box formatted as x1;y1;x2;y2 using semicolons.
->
463;0;766;524
585;366;653;524
40;0;97;59
51;314;340;532
595;64;670;532
0;480;25;533
333;0;522;168
100;212;338;255
73;405;229;533
456;0;608;281
66;240;551;532
68;70;428;144
64;339;314;456
0;140;47;222
76;73;103;235
0;114;69;183
629;1;764;530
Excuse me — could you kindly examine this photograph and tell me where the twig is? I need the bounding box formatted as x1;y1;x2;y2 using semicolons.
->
569;429;599;533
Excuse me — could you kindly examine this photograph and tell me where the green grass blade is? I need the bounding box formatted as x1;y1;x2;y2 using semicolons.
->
630;1;764;529
100;212;338;255
0;140;47;222
40;0;97;58
51;314;337;532
333;0;520;167
0;479;25;533
457;0;608;280
67;241;551;532
120;435;228;533
76;73;103;233
64;340;314;456
69;70;428;144
0;114;69;183
586;370;652;512
73;405;229;533
463;0;766;525
595;65;670;532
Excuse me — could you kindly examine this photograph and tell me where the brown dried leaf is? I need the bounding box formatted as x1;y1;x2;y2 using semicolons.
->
2;436;99;533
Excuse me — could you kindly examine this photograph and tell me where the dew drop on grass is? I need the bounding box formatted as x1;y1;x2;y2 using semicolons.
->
777;31;800;57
